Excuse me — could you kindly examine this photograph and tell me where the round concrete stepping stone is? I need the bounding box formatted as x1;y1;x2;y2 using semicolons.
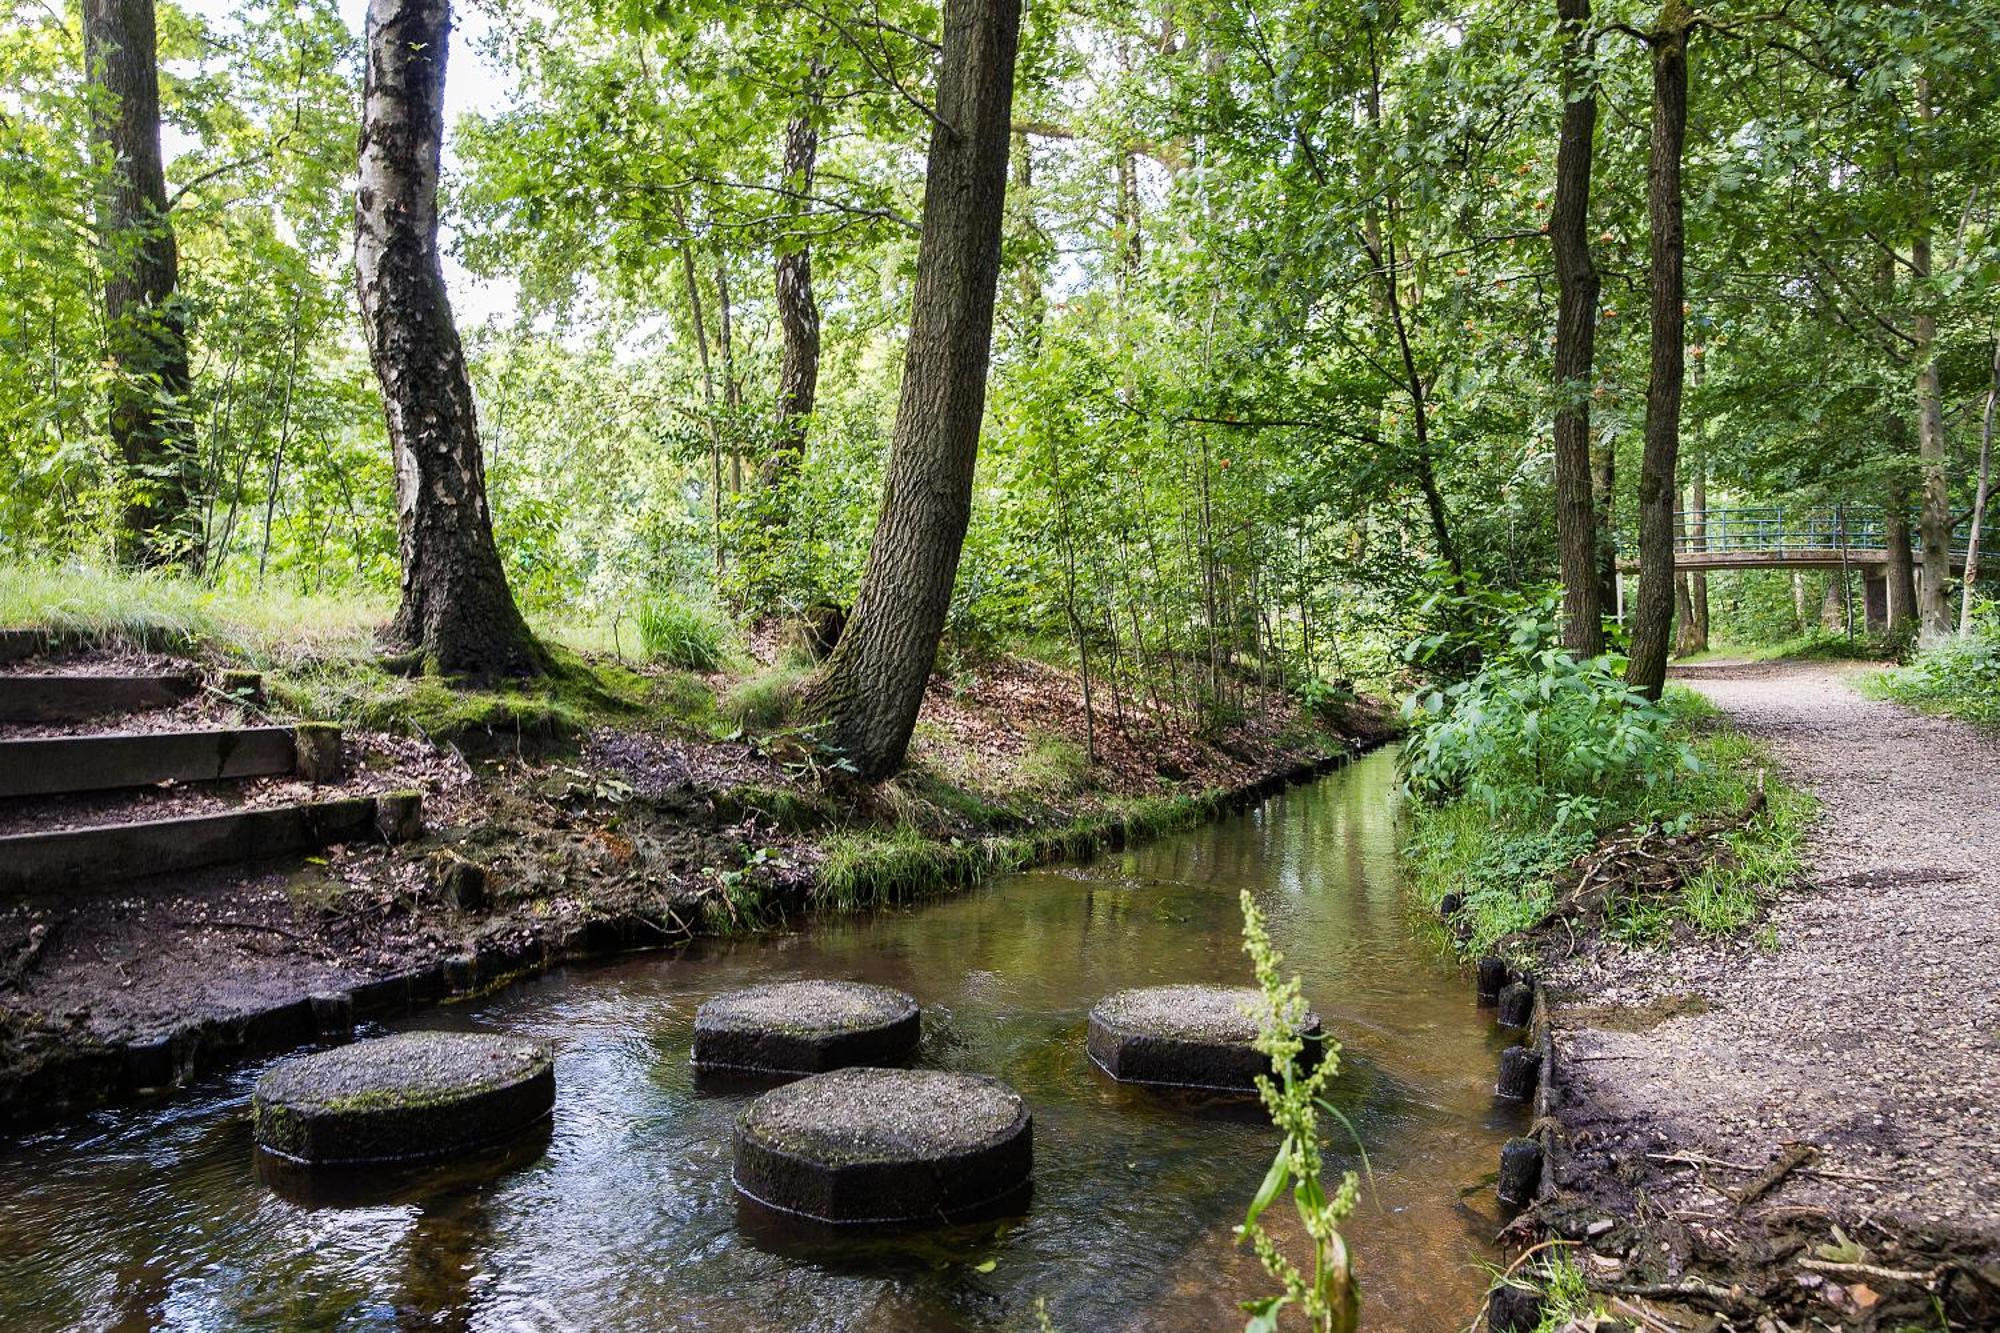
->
1087;984;1324;1091
251;1031;555;1166
733;1067;1032;1225
692;980;920;1075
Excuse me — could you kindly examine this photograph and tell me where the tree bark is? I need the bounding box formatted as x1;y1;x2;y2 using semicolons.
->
1885;473;1919;636
356;0;540;679
85;0;196;570
1911;75;1952;638
766;78;824;490
1550;0;1604;655
1686;452;1708;649
1963;332;1997;630
1624;3;1690;701
801;0;1023;778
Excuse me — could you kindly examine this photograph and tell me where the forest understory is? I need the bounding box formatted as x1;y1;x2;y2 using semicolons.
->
1508;662;2000;1333
0;629;1394;1130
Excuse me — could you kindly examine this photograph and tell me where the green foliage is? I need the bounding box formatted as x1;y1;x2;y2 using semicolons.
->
1011;735;1091;798
1864;607;2000;725
721;665;808;731
1402;598;1695;832
636;597;728;671
1236;891;1358;1333
1405;697;1814;956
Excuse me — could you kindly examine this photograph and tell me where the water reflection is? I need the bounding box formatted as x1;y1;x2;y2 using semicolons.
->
0;750;1519;1330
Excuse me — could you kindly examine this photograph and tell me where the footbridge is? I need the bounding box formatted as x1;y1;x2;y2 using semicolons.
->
1615;507;1988;577
1614;506;1992;630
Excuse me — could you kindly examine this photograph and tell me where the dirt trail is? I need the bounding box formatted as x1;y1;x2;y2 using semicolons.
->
1558;659;2000;1235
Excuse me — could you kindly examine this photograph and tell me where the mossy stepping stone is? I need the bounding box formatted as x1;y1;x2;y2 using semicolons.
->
1087;984;1323;1091
733;1067;1032;1225
692;980;920;1075
251;1031;555;1166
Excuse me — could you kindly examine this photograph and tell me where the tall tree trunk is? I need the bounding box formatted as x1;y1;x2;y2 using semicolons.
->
1885;473;1919;636
1963;332;1998;630
1911;75;1952;637
1624;3;1690;701
1592;432;1617;611
716;257;742;494
356;0;540;679
801;0;1023;778
1550;0;1604;655
1687;451;1708;649
767;80;823;490
85;0;195;570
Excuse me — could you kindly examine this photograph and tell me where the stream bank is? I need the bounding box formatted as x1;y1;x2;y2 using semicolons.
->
1511;662;2000;1330
0;748;1515;1331
1;637;1395;1132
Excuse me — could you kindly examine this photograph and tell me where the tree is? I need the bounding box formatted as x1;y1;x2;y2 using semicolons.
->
1909;74;1952;637
84;0;195;569
767;67;825;489
356;0;541;678
802;0;1024;778
1550;0;1603;655
1624;1;1691;701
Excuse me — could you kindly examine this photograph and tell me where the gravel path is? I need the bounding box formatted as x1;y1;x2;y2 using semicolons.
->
1557;659;2000;1234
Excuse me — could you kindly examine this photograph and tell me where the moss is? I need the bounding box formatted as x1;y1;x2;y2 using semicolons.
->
264;646;691;744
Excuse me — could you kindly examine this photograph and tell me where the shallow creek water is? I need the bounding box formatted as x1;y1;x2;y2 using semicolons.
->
0;749;1523;1331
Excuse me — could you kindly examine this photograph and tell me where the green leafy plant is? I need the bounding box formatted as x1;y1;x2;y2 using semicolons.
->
636;597;728;671
1401;598;1695;825
1865;603;2000;725
1236;890;1359;1333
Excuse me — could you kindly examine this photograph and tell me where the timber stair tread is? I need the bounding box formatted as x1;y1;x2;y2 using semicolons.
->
0;725;318;799
0;793;421;897
0;671;261;725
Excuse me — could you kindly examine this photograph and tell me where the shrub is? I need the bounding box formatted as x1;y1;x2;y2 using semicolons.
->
1401;602;1694;831
636;598;727;671
1865;603;2000;725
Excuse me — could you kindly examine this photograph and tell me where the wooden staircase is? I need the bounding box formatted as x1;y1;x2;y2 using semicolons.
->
0;657;420;896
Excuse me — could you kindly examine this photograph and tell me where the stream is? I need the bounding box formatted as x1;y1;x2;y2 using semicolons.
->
0;748;1523;1330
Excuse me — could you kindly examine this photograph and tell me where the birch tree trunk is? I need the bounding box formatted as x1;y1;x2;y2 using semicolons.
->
356;0;540;679
1962;333;1997;630
85;0;196;570
801;0;1023;778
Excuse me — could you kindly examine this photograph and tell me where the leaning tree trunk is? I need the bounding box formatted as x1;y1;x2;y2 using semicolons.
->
1550;0;1604;656
1624;2;1690;701
766;78;824;491
801;0;1023;779
1911;75;1952;637
85;0;195;570
356;0;540;679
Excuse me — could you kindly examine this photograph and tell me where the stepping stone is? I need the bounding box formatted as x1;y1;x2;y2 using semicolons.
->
693;980;920;1075
733;1067;1032;1225
0;793;422;896
1087;984;1324;1091
251;1031;555;1165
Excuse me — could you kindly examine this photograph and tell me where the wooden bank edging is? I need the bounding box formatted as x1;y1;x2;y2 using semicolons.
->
0;741;1375;1135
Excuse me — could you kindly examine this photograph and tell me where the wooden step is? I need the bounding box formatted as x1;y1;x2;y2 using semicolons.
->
0;725;326;798
0;793;422;896
0;629;54;664
0;673;201;724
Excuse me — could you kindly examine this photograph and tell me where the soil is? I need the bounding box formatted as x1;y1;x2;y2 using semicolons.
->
1530;660;2000;1330
0;644;1390;1131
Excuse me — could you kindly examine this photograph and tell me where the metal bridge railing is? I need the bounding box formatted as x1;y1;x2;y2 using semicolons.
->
1616;506;1983;559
